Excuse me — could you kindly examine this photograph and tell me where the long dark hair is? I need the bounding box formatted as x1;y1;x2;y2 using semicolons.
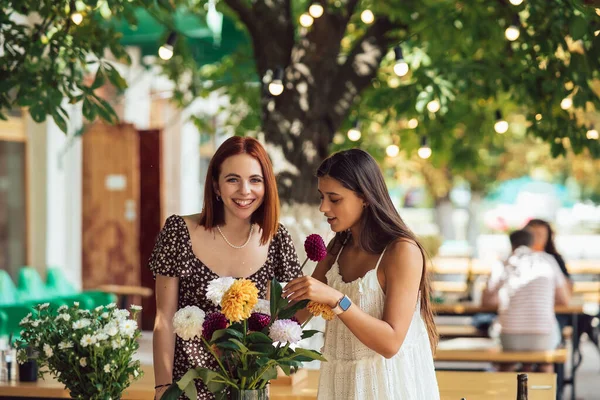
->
317;149;438;352
525;219;562;258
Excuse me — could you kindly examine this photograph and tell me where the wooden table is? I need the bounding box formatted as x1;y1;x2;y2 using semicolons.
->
97;284;154;309
0;367;556;400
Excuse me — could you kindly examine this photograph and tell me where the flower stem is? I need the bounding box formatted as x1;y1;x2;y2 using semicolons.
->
202;338;229;378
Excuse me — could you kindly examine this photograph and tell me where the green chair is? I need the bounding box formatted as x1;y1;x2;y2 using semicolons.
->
17;267;49;303
0;270;18;305
0;304;36;342
0;310;8;339
45;267;77;296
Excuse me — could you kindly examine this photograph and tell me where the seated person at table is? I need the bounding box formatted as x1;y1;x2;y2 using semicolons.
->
481;229;570;372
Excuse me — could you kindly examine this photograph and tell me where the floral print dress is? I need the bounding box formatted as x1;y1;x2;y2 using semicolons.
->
148;215;302;399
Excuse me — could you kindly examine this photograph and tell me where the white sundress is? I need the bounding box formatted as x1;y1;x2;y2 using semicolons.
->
317;246;440;400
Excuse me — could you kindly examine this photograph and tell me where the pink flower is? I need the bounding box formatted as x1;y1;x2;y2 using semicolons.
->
202;312;228;341
248;313;271;332
304;234;327;262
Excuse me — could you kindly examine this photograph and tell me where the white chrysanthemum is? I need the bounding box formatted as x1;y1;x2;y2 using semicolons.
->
19;313;31;326
73;301;79;307
96;333;109;342
79;357;87;367
172;306;205;341
78;309;91;315
72;319;91;330
252;299;271;315
104;364;111;373
119;319;137;338
130;304;142;311
133;369;139;377
104;323;119;337
38;303;50;310
95;306;104;312
114;309;129;320
57;305;68;313
58;313;71;322
206;277;236;306
58;341;74;350
101;312;110;319
43;343;53;358
31;320;40;328
268;319;303;344
106;303;117;309
111;339;125;349
80;334;96;347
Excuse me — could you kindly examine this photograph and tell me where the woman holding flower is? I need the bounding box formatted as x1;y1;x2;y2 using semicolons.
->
149;136;302;399
284;149;440;399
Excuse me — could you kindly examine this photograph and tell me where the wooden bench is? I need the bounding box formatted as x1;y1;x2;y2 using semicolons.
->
432;280;600;295
431;258;600;276
438;325;487;339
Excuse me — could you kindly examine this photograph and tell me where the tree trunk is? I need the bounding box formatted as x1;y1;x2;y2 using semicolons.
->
434;195;456;242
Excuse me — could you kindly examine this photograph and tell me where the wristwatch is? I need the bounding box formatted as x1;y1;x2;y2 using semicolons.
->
331;295;352;315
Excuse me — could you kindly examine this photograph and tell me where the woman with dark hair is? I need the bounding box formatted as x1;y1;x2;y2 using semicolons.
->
149;136;302;399
525;219;571;280
284;149;439;399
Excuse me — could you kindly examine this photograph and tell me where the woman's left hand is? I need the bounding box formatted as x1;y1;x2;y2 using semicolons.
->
283;276;342;307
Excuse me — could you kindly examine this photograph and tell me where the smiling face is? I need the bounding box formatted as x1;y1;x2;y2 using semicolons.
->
215;154;265;223
318;175;366;233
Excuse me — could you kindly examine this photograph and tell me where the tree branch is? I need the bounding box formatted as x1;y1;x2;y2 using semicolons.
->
223;0;257;36
326;16;403;130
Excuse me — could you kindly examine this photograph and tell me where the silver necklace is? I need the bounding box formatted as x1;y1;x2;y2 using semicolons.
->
217;225;254;249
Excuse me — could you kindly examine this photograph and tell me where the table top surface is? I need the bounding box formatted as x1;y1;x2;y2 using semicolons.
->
0;366;556;400
432;301;597;315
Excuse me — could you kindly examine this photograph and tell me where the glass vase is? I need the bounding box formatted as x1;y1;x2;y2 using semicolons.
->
230;387;268;400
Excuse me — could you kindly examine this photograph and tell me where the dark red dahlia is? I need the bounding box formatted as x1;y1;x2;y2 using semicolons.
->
248;312;271;332
304;234;327;262
202;312;228;341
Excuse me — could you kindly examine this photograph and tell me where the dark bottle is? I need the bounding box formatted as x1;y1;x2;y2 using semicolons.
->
516;373;528;400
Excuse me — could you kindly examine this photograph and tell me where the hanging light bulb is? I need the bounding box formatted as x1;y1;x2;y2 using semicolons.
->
560;97;573;110
347;121;361;141
361;9;375;24
494;110;509;134
408;118;419;129
299;13;314;27
418;136;432;159
535;113;543;121
308;3;324;18
509;0;523;5
393;46;409;77
587;126;599;140
158;32;177;60
427;99;440;113
505;16;520;41
386;144;400;157
268;67;284;96
71;12;84;25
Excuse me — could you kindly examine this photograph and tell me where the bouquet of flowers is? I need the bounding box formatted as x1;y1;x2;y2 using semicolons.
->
16;302;143;400
163;234;332;400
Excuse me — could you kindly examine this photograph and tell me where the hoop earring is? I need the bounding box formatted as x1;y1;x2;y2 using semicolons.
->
216;194;221;201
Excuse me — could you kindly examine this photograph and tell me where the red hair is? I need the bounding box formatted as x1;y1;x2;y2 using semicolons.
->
199;136;280;245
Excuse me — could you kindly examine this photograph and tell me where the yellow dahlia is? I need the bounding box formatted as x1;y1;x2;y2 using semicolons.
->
221;279;259;322
307;301;335;321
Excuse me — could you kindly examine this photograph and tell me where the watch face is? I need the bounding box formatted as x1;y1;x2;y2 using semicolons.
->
339;296;352;311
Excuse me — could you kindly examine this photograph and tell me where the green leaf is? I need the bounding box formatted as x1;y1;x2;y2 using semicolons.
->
270;279;283;318
229;338;249;353
51;110;68;133
225;328;244;340
291;348;327;362
278;364;291;375
301;330;321;340
30;104;46;123
105;64;128;90
570;15;588;41
82;97;96;121
216;341;241;351
261;366;278;381
278;299;309;320
91;66;105;90
247;332;272;344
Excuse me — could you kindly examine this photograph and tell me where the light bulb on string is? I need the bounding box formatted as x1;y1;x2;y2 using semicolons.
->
308;3;324;18
587;126;599;140
427;99;440;113
268;67;284;96
509;0;523;5
299;13;314;27
71;12;84;25
347;121;361;141
505;15;520;41
560;97;573;110
494;110;509;134
418;136;432;159
158;32;177;60
393;46;409;77
407;118;419;129
361;10;375;24
386;144;400;157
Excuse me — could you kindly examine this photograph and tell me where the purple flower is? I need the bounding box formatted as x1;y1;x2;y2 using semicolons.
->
304;234;327;262
202;312;228;341
248;313;271;332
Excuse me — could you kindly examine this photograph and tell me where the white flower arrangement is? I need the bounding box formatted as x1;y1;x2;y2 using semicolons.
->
172;305;206;341
206;276;236;306
16;302;143;400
